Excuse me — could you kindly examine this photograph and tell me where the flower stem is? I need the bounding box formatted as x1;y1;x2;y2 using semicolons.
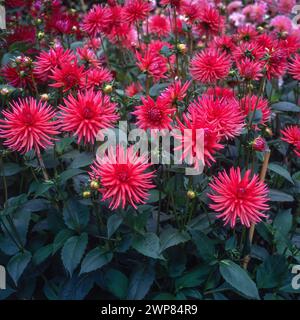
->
36;149;49;181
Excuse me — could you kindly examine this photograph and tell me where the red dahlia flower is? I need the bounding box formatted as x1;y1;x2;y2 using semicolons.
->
89;146;155;209
0;98;59;154
195;5;225;37
175;108;223;167
132;96;175;130
288;54;300;81
160;80;191;106
208;167;269;228
190;49;231;84
50;62;85;92
82;5;112;36
59;89;119;144
136;50;168;81
122;0;151;24
281;125;300;157
148;15;171;37
237;58;263;81
189;96;245;140
240;95;271;127
34;47;75;82
81;67;113;89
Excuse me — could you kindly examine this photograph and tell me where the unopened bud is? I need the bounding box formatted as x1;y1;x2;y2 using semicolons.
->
177;43;187;54
252;136;267;152
82;190;91;198
90;180;100;190
103;84;113;94
187;190;196;200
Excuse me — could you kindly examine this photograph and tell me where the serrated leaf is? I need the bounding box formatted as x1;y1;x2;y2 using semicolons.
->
52;229;74;254
7;250;32;285
107;214;123;238
63;199;89;231
268;163;294;184
70;152;94;168
160;228;190;252
33;245;53;265
132;233;161;259
104;268;128;299
61;233;88;276
127;263;155;300
80;247;113;274
219;260;259;299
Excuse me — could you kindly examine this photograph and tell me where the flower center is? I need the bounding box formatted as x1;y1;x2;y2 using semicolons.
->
118;171;129;182
82;105;94;119
64;72;78;87
24;112;34;126
148;108;162;123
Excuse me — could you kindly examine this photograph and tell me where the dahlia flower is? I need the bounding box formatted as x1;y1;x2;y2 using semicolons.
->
50;62;85;92
237;58;263;81
240;95;271;126
189;96;245;140
136;50;168;81
208;167;269;228
82;5;112;36
132;96;175;130
34;47;75;82
0;98;59;154
89;146;155;209
148;15;171;37
190;49;231;84
59;89;119;144
175;108;223;167
81;67;113;89
122;0;151;24
160;80;191;106
281;125;300;157
288;54;300;81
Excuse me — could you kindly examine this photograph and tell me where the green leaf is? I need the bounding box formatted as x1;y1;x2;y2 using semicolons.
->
60;169;85;184
107;214;123;238
191;231;216;262
70;152;94;168
256;255;288;289
219;260;260;299
104;269;128;299
132;233;161;259
63;199;89;231
146;189;166;203
80;247;113;274
160;228;190;252
61;233;88;276
7;250;32;285
268;163;294;184
274;209;293;237
52;229;74;254
127;263;155;300
272;102;300;112
33;245;53;265
269;189;294;202
2;163;22;176
175;265;211;291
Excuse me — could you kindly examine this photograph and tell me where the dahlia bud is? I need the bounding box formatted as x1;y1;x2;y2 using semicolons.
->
72;26;78;32
197;41;205;49
0;87;10;95
40;93;49;101
103;84;113;94
36;18;42;25
70;8;77;14
187;190;196;200
201;35;207;41
82;190;91;198
229;69;236;77
23;56;32;66
19;70;26;77
252;136;267;152
177;43;187;54
280;31;288;39
15;56;22;64
90;180;100;190
257;26;264;33
38;31;45;40
265;127;273;137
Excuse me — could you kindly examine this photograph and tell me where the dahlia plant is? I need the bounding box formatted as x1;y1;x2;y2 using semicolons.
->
0;0;300;301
